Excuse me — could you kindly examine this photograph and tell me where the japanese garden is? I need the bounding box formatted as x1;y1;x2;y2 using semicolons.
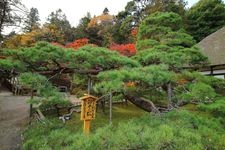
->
1;0;225;149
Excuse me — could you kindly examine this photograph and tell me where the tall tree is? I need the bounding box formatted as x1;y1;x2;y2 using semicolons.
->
46;9;73;43
186;0;225;42
23;7;40;32
112;0;187;44
0;0;27;42
86;8;114;46
37;24;64;44
119;0;187;26
144;0;187;17
136;12;207;69
111;1;138;44
73;12;91;40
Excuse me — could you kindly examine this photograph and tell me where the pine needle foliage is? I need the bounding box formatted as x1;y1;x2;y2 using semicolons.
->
18;72;70;107
3;42;140;73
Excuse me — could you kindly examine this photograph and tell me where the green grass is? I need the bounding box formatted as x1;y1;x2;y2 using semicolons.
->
181;103;213;118
44;102;146;133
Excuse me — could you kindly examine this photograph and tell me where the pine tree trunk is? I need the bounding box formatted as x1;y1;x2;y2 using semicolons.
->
167;82;172;108
29;90;34;118
109;91;112;124
101;100;106;114
55;104;60;117
29;90;34;124
124;94;159;113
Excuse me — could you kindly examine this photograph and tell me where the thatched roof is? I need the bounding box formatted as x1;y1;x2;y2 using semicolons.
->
198;27;225;66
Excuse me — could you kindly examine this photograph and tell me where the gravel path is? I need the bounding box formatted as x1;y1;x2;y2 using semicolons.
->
0;88;29;150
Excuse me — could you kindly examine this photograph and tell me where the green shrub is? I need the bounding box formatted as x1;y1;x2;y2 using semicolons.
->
177;82;217;103
178;71;225;95
198;97;225;117
23;110;225;150
136;39;159;50
189;82;217;102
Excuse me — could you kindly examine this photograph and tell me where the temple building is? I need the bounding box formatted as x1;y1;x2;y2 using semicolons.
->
88;8;114;28
198;26;225;79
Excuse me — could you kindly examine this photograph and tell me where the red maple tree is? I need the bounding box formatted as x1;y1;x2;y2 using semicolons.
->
65;38;89;49
109;43;136;57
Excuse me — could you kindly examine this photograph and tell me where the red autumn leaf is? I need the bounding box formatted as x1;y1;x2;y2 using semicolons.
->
109;43;136;57
66;38;89;50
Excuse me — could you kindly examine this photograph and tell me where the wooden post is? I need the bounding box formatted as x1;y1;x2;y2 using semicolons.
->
30;90;34;118
109;91;112;124
80;95;98;135
210;66;214;76
88;77;91;95
29;104;33;118
84;120;91;135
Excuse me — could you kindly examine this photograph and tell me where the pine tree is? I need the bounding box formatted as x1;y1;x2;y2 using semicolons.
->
23;7;40;32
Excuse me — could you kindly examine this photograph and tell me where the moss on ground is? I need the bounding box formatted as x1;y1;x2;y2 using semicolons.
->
43;102;146;133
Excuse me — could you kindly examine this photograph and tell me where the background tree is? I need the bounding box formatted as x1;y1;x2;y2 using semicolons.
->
86;8;114;46
0;0;28;42
3;24;65;48
73;12;91;40
2;30;37;48
144;0;187;18
23;7;40;32
111;0;187;44
111;1;139;44
37;24;64;44
186;0;225;42
46;9;73;43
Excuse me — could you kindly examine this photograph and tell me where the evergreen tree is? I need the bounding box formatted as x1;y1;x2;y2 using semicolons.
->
111;0;187;44
103;7;109;14
95;12;210;111
23;7;40;32
46;9;73;43
73;12;91;40
186;0;225;42
0;0;27;42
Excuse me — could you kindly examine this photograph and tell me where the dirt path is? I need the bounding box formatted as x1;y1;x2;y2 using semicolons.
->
0;88;29;150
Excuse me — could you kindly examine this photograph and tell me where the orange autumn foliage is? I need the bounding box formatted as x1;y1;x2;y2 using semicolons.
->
177;79;189;85
124;81;136;87
109;43;136;57
51;42;65;48
66;38;89;49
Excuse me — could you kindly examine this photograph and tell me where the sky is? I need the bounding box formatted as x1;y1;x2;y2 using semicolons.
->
21;0;199;27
